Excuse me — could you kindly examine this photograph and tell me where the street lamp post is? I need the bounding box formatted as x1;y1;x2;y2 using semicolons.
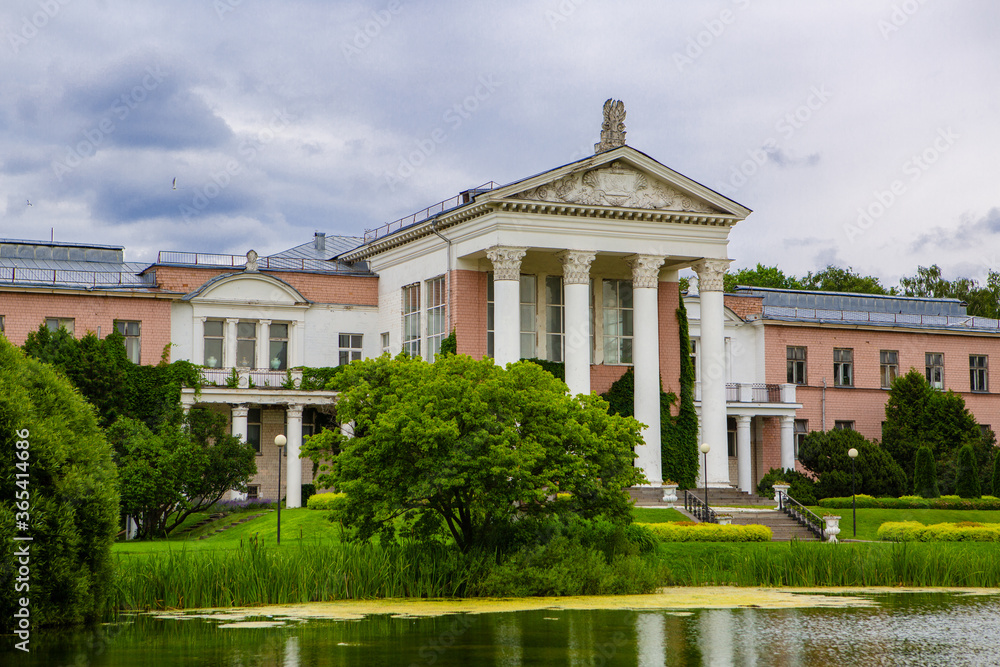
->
848;447;858;538
275;434;287;545
700;442;711;517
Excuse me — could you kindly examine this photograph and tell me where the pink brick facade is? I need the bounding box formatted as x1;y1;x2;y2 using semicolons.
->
764;322;1000;441
450;269;489;359
152;265;379;305
0;290;174;365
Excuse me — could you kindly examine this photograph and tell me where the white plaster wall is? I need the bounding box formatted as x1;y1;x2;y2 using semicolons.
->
171;301;194;362
303;306;379;367
686;295;763;385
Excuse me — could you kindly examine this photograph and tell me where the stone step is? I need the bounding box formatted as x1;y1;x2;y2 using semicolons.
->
629;486;777;507
730;511;821;541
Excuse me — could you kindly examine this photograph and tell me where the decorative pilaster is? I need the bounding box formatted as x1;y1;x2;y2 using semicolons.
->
195;317;208;365
627;254;665;486
231;404;250;444
780;415;796;472
285;405;304;508
486;246;527;365
225;318;239;370
736;414;752;493
257;320;271;371
557;250;596;396
693;258;732;486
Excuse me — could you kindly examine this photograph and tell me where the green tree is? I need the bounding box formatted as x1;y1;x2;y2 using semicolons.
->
799;265;894;294
992;452;1000;497
106;409;257;538
955;444;982;499
0;336;120;627
723;263;802;292
913;446;940;498
899;264;1000;318
798;428;906;499
303;354;645;552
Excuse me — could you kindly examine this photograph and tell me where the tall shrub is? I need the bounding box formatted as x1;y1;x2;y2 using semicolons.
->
912;446;940;498
0;337;120;627
955;444;982;499
798;428;906;499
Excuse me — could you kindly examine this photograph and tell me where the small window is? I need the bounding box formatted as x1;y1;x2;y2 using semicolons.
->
833;348;853;387
602;279;633;364
115;320;141;364
787;347;806;385
247;407;262;454
45;317;75;334
520;274;537;360
880;350;899;389
970;355;988;393
726;417;736;457
926;353;944;389
269;323;288;370
381;332;390;355
545;275;564;362
339;334;363;365
203;320;224;368
794;419;808;459
402;283;421;358
247;485;260;500
236;321;257;368
0;315;4;333
834;420;855;431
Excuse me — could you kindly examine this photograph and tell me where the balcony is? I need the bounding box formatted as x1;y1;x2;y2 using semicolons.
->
695;382;796;404
201;367;303;389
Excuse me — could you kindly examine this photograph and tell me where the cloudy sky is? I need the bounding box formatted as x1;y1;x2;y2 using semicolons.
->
2;0;998;286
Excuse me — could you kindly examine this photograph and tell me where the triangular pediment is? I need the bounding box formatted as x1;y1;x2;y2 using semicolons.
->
482;147;748;218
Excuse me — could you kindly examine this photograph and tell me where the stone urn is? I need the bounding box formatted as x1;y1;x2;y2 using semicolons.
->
717;515;733;526
661;483;679;504
772;483;790;508
824;515;841;543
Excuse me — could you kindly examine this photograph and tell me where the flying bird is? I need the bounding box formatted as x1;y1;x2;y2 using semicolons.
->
26;199;32;206
172;178;177;190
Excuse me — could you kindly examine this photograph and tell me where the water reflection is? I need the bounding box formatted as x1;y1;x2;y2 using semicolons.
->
6;592;1000;666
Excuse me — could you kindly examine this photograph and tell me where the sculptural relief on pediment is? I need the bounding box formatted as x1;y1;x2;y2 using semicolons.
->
510;161;720;214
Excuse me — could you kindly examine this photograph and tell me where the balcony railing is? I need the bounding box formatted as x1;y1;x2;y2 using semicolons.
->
200;368;303;389
0;266;156;287
764;305;1000;331
698;382;796;404
156;252;361;273
363;182;500;243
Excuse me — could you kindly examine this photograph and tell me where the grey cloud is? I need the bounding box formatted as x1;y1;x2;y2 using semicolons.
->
767;148;821;168
910;208;1000;253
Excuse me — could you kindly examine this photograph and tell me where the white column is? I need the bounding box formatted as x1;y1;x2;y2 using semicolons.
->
693;258;732;486
627;254;665;487
195;317;207;365
285;405;303;508
231;403;250;443
736;414;752;493
780;415;796;471
257;320;271;370
485;246;527;366
225;317;239;368
557;250;596;395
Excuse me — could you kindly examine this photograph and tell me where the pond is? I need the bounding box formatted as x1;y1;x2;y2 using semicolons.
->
10;590;1000;666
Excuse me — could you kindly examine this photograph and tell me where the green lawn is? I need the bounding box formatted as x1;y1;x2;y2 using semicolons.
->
632;507;689;523
113;508;343;554
806;507;1000;541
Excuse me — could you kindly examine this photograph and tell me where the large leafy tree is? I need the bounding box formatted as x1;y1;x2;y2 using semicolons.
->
722;263;802;292
799;265;894;294
900;264;1000;318
798;428;907;499
303;354;645;552
106;409;257;539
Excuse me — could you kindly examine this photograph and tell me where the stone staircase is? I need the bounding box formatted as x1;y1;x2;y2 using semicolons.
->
729;510;820;541
629;486;777;508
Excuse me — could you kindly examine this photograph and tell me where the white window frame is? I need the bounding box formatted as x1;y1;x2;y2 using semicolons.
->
833;348;853;387
338;333;363;366
115;320;141;364
926;352;944;389
601;279;633;365
545;275;564;362
402;283;421;358
235;320;257;369
880;350;899;389
45;317;75;334
970;355;988;393
426;276;447;361
203;320;225;368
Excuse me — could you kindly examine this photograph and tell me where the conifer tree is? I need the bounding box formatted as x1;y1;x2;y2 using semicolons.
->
913;446;939;498
955;444;982;499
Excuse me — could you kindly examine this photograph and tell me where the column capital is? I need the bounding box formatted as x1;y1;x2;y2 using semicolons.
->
735;414;752;425
625;254;665;289
691;258;732;292
286;404;304;419
259;318;271;325
485;246;527;281
779;415;795;426
226;317;240;324
556;250;596;285
231;403;250;418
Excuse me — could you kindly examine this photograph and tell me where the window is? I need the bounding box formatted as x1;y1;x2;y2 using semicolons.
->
520;275;537;359
302;407;317;440
602;279;633;364
794;420;808;459
45;317;75;334
236;321;256;368
0;315;4;333
786;347;806;384
726;417;736;457
981;425;993;440
247;485;260;500
426;276;447;360
402;284;421;358
247;407;261;454
971;355;988;393
339;334;363;365
880;350;899;389
545;275;564;362
115;320;141;364
833;348;853;387
926;353;944;389
834;420;855;431
381;332;390;355
268;323;288;370
203;320;224;368
487;274;494;358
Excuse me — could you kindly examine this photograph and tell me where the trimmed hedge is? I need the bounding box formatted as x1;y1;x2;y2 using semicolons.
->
877;521;1000;542
636;522;771;542
819;494;1000;510
306;492;346;510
